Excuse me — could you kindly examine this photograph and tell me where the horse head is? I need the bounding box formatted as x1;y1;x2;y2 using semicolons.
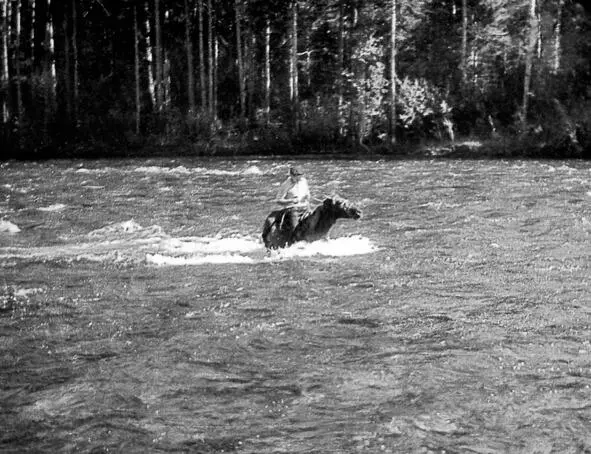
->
323;197;362;219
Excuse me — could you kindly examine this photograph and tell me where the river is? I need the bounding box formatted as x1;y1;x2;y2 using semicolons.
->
1;157;591;452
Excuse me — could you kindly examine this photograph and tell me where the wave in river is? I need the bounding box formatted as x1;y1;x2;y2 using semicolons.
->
1;220;376;266
72;164;264;176
0;220;20;233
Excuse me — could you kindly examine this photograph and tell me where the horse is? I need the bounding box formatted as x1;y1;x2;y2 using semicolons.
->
262;197;362;249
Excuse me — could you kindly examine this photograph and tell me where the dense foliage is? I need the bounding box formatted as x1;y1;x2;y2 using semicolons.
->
1;0;590;158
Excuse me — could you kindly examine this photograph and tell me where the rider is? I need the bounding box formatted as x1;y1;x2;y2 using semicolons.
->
274;166;311;233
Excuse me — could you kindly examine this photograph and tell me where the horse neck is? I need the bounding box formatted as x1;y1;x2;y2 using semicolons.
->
312;204;340;232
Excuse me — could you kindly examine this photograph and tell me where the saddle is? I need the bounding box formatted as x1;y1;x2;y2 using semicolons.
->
277;207;311;231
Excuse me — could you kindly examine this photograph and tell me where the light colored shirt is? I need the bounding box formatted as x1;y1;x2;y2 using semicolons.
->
275;176;310;209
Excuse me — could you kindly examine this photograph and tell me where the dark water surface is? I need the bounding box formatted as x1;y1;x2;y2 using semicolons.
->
1;158;591;453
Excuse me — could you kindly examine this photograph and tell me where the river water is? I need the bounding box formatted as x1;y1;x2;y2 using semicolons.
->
1;157;591;452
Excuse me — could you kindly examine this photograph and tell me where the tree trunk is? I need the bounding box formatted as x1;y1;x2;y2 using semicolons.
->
72;0;78;124
207;0;213;118
154;0;163;112
50;1;69;123
304;38;311;89
246;27;255;122
213;35;218;120
389;0;397;148
45;2;55;130
289;0;298;132
184;0;195;113
264;17;270;126
134;5;141;134
144;1;155;108
33;0;47;71
461;0;467;86
337;0;344;112
163;47;171;108
198;0;206;111
553;0;563;74
20;0;32;118
15;0;23;127
521;0;537;132
63;1;72;120
2;0;11;124
234;0;245;121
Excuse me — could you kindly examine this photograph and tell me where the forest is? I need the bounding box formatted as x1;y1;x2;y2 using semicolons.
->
1;0;590;159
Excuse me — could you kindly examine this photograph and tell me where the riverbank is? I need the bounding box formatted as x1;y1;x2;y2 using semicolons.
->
3;128;590;161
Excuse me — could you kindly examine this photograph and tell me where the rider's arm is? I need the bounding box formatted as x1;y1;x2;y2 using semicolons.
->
274;180;298;205
275;197;298;206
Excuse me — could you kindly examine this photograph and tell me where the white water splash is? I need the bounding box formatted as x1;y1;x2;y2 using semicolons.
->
190;166;264;176
270;236;377;259
14;287;45;297
134;165;192;175
132;164;265;176
0;220;20;233
158;236;261;254
147;253;255;266
242;165;264;175
70;164;265;177
147;234;263;266
38;204;67;212
87;220;164;239
0;219;375;266
147;235;376;266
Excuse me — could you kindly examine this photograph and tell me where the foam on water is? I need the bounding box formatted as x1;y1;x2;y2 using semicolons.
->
0;220;20;233
148;235;377;266
269;236;377;259
158;236;261;254
38;204;67;212
14;287;44;297
71;164;265;177
242;165;264;175
89;220;146;235
182;165;264;176
146;253;255;266
133;165;192;175
0;219;375;266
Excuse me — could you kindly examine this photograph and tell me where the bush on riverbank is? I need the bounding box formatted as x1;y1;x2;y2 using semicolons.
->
2;93;590;160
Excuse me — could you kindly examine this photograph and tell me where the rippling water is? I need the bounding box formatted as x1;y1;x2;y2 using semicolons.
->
0;159;377;264
1;157;591;453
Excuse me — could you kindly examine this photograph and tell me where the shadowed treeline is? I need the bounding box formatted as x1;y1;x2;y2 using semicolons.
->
1;0;590;158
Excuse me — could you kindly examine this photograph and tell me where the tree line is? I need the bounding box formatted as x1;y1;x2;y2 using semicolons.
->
1;0;590;158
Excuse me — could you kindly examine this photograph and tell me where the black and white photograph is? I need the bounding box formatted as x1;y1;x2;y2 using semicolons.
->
1;0;591;452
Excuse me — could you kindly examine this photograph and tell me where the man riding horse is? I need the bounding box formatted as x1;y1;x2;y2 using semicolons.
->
263;166;362;249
